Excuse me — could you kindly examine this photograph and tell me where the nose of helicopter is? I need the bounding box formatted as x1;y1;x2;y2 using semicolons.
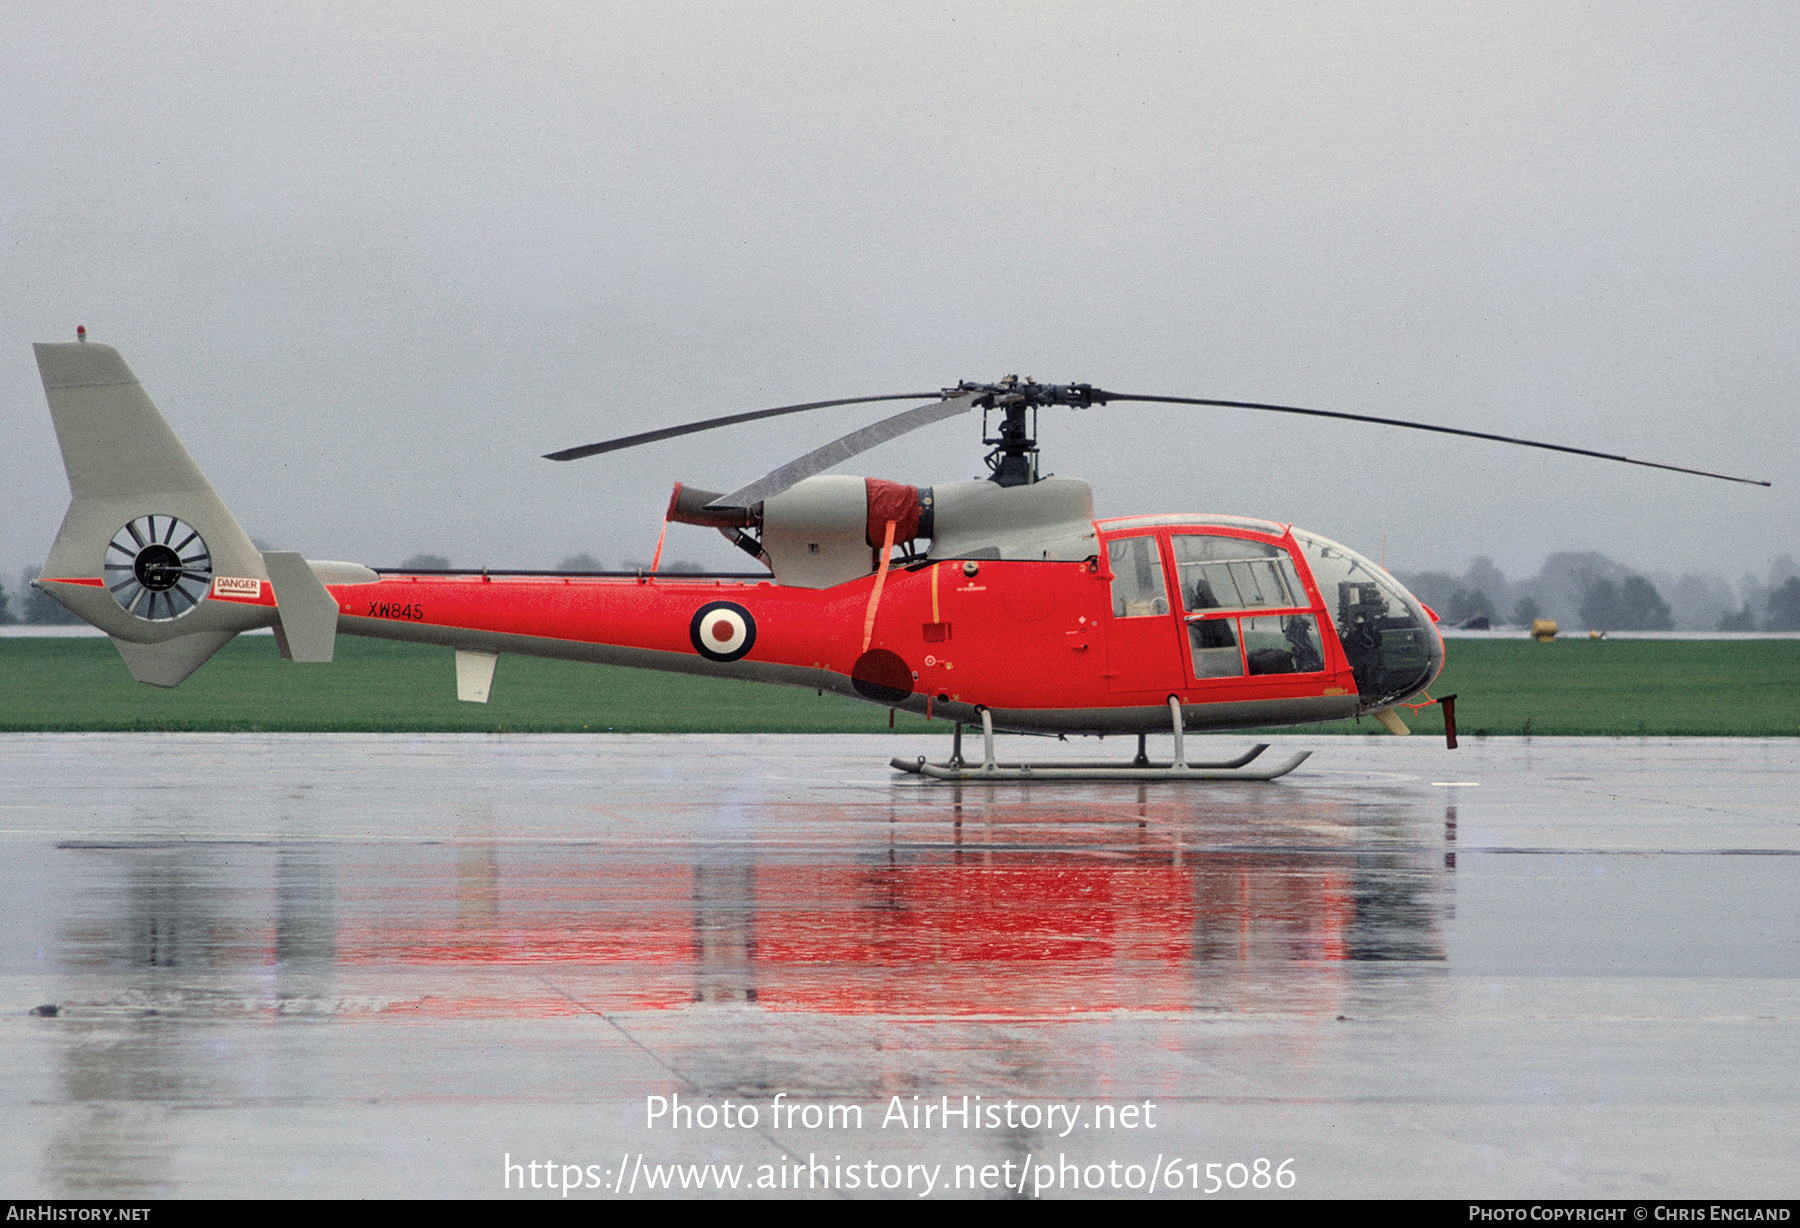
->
1289;529;1445;713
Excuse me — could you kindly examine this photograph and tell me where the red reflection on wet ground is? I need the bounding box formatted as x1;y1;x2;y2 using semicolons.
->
59;791;1449;1018
321;849;1427;1016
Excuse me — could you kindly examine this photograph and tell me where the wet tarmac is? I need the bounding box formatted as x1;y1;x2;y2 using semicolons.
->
0;731;1794;1199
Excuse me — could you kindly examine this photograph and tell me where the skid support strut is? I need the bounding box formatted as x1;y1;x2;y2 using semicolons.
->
892;696;1310;782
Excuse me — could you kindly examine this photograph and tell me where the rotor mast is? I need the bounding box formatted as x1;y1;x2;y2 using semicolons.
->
966;376;1106;487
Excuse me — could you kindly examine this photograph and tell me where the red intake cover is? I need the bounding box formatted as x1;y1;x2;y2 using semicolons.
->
865;478;922;546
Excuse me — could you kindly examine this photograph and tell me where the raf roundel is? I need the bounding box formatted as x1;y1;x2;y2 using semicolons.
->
689;601;757;662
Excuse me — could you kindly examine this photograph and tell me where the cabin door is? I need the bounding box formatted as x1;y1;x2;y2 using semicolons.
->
1102;533;1184;695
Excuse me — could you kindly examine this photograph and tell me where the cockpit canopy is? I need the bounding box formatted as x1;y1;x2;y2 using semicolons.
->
1290;528;1442;710
1102;515;1442;712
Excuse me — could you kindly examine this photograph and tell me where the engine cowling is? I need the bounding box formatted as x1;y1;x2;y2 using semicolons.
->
667;474;1100;589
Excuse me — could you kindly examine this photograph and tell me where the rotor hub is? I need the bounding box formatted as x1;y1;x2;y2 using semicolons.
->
949;377;1111;487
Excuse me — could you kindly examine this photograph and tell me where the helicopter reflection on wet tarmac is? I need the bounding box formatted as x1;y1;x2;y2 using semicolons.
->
2;733;1794;1198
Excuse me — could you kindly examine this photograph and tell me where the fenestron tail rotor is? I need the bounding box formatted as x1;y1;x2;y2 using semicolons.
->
106;514;212;622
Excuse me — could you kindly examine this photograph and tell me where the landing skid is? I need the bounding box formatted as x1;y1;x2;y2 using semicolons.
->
892;698;1312;783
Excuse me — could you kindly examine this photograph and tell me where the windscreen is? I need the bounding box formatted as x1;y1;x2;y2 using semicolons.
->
1290;530;1443;710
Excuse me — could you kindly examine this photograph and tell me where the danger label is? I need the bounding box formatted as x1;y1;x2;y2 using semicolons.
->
212;576;262;599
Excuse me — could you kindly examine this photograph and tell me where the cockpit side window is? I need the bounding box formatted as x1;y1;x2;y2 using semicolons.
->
1108;535;1169;618
1172;534;1307;613
1189;616;1242;677
1170;533;1324;679
1240;614;1326;674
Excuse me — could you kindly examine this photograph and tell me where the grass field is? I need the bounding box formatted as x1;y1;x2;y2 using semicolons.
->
2;634;1797;736
1296;637;1800;738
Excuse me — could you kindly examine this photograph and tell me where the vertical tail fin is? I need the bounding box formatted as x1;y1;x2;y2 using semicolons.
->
34;339;276;685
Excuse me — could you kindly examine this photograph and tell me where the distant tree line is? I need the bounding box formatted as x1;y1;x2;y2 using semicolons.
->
1765;577;1800;632
1575;574;1673;632
1397;553;1800;632
0;569;86;625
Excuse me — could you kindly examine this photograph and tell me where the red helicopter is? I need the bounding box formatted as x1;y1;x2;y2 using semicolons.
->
30;333;1767;781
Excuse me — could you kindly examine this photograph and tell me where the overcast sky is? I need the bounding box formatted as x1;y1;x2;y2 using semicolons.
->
5;2;1794;589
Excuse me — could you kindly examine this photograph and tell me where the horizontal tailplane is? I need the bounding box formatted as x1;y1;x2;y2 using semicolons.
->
110;631;239;688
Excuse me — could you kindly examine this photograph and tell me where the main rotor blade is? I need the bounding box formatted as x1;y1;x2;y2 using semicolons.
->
543;392;940;462
1093;393;1772;487
708;393;979;508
